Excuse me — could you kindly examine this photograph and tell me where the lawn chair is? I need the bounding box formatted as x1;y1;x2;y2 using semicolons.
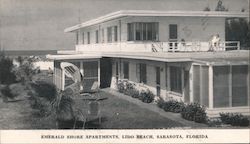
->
73;108;86;129
86;100;101;125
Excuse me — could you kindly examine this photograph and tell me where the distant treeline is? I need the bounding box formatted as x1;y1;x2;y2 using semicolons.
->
3;50;57;56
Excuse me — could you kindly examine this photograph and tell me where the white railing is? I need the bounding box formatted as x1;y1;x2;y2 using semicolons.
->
75;41;240;53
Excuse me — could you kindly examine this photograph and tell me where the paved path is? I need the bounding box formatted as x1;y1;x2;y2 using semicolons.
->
102;88;207;128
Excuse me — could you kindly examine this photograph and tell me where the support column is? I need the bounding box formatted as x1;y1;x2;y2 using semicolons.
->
62;69;65;91
167;66;170;91
189;65;193;103
208;65;214;109
80;61;84;91
181;68;185;100
98;59;101;88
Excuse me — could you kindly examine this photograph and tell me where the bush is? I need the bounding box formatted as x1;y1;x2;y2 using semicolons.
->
139;89;155;103
117;80;126;93
0;51;17;84
29;81;58;116
30;81;57;102
220;113;249;127
163;100;185;113
181;103;207;123
117;80;154;103
13;56;39;83
157;97;165;109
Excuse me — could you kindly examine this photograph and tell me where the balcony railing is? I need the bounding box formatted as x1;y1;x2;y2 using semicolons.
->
75;41;240;53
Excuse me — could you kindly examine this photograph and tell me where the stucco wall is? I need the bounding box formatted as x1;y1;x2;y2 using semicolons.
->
110;58;190;101
76;15;226;48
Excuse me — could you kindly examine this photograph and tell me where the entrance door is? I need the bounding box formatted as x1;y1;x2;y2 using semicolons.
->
156;67;161;96
100;58;112;88
169;24;178;51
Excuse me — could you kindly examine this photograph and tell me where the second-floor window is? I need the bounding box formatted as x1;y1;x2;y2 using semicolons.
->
82;32;84;44
114;26;118;42
128;22;159;41
102;28;105;43
107;27;112;42
95;30;99;43
76;31;79;44
87;32;90;44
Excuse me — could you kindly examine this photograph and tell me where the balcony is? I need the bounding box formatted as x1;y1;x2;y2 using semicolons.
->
75;41;240;53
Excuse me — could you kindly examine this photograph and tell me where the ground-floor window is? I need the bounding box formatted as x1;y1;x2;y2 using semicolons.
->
137;63;147;83
193;65;209;106
170;66;182;94
213;65;249;108
123;62;129;79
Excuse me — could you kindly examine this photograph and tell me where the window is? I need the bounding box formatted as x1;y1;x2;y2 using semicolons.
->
76;31;79;44
114;26;118;42
232;65;248;107
193;65;209;106
128;23;134;41
139;63;147;83
213;65;249;108
87;32;90;44
102;28;104;43
107;27;112;43
170;66;182;93
95;30;99;43
128;22;159;41
169;24;177;40
82;32;84;44
123;62;129;79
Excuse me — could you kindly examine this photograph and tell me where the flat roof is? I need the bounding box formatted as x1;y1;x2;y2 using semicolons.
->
65;10;249;32
47;50;249;64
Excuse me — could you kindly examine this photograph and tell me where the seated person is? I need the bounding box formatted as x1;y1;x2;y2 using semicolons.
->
210;34;220;51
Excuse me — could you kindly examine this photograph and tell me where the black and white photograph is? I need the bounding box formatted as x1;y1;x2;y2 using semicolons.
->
0;0;249;143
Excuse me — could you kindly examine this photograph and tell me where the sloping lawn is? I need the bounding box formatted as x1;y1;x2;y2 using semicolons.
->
74;91;184;129
0;90;184;129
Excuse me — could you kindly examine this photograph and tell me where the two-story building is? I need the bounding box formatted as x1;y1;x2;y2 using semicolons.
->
47;8;249;117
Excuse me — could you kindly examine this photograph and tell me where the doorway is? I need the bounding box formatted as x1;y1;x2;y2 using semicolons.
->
169;24;178;51
156;67;161;96
100;58;112;88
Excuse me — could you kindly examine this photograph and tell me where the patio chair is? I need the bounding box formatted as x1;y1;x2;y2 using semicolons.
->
73;108;86;129
86;100;101;125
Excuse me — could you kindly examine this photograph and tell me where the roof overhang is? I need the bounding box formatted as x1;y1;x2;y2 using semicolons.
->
46;54;102;60
64;10;249;32
46;50;249;63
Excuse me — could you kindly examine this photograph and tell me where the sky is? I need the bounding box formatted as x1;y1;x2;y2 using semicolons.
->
0;0;249;51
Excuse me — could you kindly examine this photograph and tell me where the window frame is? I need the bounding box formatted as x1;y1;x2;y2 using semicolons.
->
127;22;159;41
123;62;129;79
170;66;182;94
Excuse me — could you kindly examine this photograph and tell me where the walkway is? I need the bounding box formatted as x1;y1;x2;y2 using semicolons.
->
102;88;207;128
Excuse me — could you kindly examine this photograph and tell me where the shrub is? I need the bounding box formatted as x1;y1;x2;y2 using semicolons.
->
29;81;58;116
1;85;15;102
181;103;207;123
219;113;249;127
117;79;154;103
13;56;38;83
117;80;125;93
157;97;165;109
163;100;185;113
0;51;16;84
139;89;155;103
30;81;57;102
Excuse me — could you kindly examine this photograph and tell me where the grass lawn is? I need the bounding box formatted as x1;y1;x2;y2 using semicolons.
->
0;90;184;129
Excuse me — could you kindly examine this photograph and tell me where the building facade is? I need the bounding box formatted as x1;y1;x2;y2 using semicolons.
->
47;4;249;117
